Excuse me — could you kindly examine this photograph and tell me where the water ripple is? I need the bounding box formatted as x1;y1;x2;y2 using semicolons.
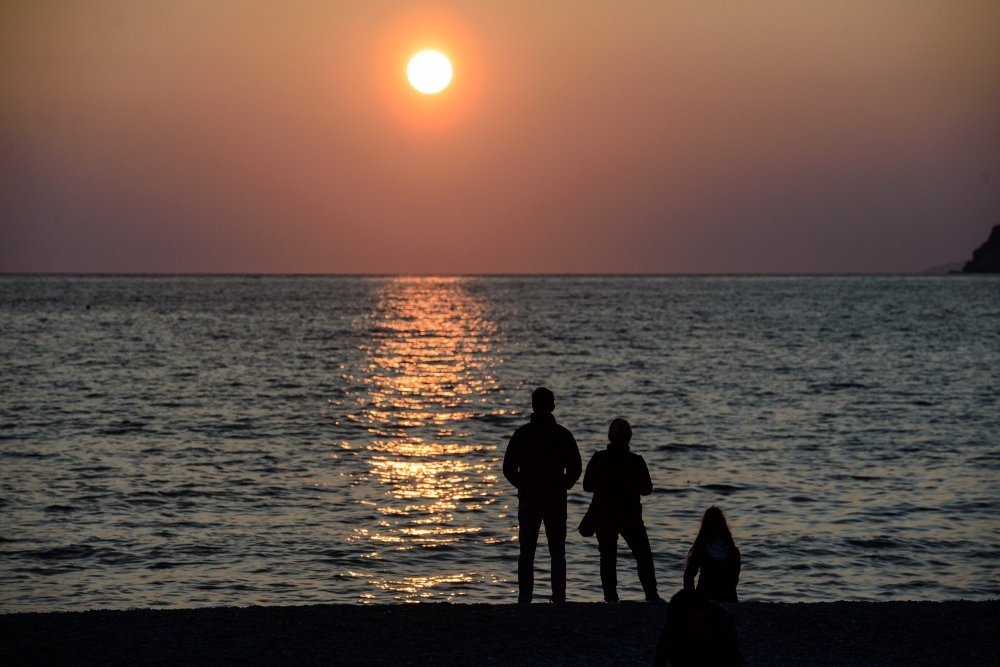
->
0;275;998;610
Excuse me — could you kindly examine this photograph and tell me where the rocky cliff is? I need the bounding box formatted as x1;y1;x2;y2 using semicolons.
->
962;225;1000;273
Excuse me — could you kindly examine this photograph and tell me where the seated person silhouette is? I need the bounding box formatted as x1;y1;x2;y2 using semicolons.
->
683;505;741;602
653;589;744;666
582;418;660;602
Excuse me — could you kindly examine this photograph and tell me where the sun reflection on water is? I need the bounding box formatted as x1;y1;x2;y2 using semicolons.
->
345;277;508;600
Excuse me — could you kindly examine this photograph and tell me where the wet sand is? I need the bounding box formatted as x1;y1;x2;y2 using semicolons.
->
2;600;997;665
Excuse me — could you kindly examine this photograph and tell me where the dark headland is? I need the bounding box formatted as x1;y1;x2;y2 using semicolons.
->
961;224;1000;273
2;601;998;666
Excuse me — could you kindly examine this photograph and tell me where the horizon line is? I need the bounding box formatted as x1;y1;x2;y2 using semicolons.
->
0;271;980;278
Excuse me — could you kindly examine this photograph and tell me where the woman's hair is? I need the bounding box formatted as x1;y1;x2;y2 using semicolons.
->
686;505;736;564
608;418;632;445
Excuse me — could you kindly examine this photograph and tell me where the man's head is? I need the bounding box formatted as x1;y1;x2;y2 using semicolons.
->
608;418;632;446
531;387;555;414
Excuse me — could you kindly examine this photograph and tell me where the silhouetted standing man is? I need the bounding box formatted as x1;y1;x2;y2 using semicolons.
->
503;387;582;603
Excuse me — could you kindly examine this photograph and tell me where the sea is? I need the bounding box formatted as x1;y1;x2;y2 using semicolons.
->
0;275;997;611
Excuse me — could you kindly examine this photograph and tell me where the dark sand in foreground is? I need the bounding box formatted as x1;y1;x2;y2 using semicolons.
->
3;601;997;665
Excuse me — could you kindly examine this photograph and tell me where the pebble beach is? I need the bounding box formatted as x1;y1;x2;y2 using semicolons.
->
3;600;998;666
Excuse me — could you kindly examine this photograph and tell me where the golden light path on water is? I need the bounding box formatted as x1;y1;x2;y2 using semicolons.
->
341;277;512;601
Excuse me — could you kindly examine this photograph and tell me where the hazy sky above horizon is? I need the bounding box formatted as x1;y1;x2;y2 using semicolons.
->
2;1;998;273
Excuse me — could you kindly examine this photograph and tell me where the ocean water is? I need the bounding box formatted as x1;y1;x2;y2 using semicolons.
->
0;275;997;611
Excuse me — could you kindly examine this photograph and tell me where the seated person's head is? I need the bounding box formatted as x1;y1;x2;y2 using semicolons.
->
668;589;711;631
657;589;743;666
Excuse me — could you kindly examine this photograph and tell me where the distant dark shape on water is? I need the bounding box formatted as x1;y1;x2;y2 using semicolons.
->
961;225;1000;273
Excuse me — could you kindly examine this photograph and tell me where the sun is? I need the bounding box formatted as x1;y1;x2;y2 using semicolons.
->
407;50;453;95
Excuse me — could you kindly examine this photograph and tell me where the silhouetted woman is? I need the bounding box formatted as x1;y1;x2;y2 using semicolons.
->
683;506;741;602
582;418;660;602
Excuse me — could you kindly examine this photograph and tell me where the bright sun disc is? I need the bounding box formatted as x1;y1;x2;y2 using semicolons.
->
407;50;453;94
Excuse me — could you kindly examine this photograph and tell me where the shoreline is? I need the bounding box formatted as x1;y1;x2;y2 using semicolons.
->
3;600;997;665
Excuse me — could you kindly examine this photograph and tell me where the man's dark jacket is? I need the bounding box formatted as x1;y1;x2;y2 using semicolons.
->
503;412;582;499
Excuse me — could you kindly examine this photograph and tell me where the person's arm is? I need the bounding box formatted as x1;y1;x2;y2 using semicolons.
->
683;551;699;590
636;456;653;496
502;433;521;488
582;454;596;492
564;432;583;489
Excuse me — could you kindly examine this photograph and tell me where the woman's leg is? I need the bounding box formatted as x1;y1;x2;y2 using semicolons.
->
596;528;620;602
622;520;659;600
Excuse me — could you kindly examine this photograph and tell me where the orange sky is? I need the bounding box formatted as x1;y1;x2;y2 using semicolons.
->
1;1;998;273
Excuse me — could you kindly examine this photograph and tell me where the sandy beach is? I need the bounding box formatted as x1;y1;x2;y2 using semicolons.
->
2;600;997;666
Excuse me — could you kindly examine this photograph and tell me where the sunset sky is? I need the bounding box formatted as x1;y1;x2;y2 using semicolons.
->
2;1;998;273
